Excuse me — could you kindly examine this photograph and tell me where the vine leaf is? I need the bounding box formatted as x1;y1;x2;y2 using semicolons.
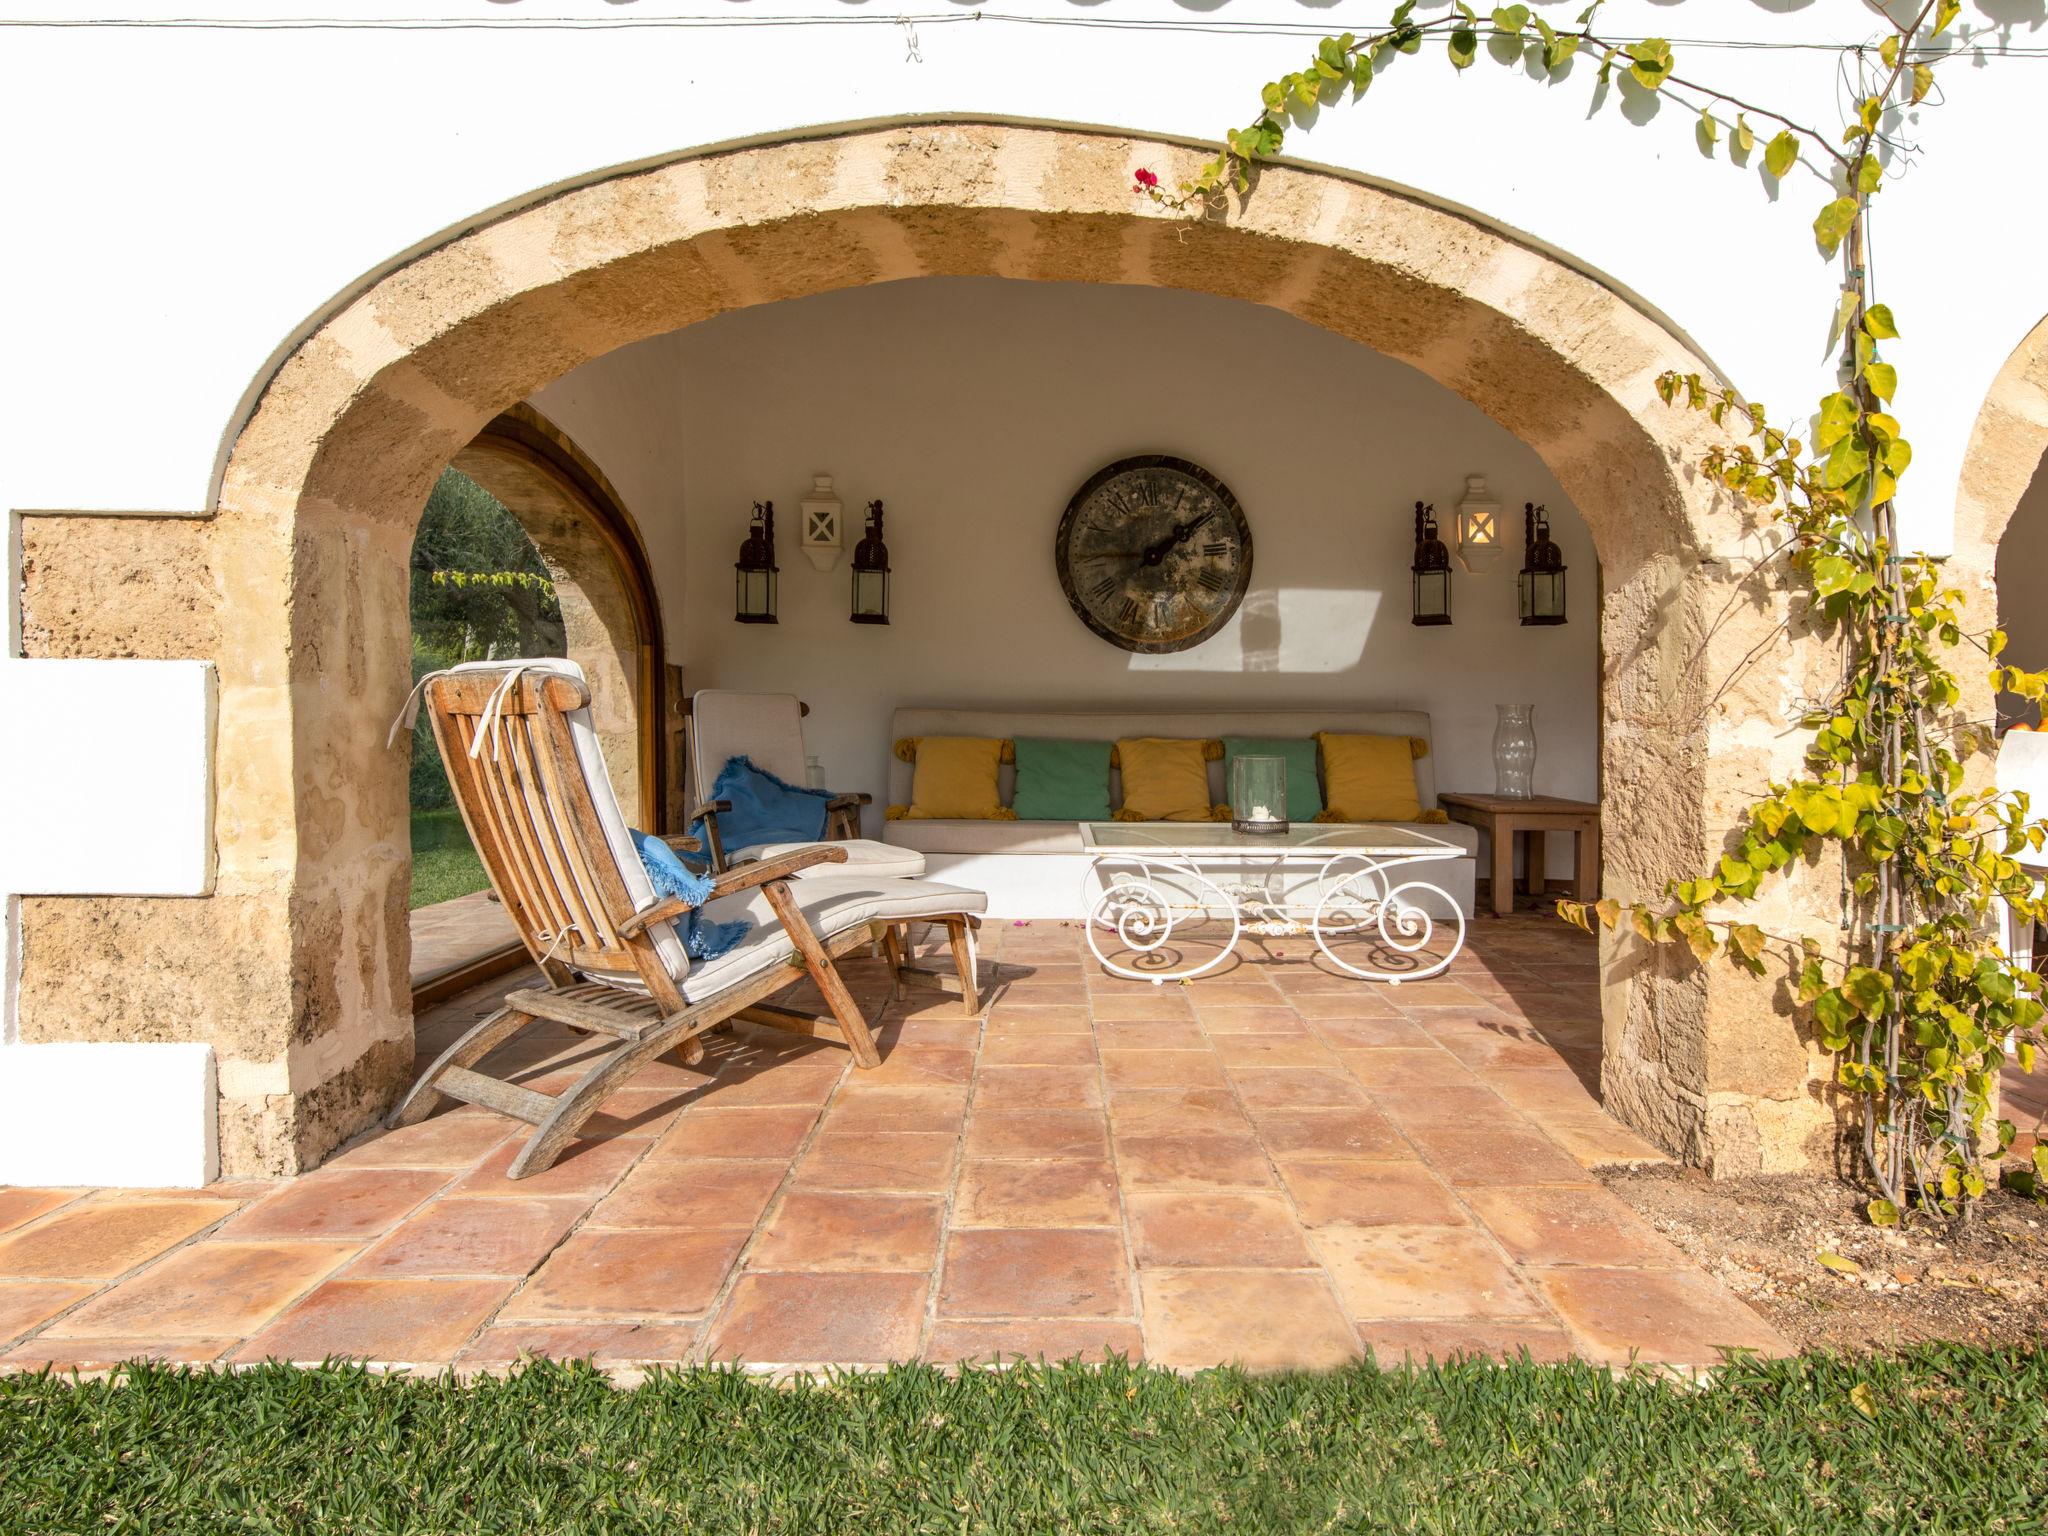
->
1813;197;1859;256
1764;130;1799;179
1816;1250;1862;1275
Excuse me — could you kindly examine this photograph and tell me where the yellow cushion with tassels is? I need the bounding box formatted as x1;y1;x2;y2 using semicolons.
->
899;736;1015;820
1115;738;1223;822
1315;732;1424;822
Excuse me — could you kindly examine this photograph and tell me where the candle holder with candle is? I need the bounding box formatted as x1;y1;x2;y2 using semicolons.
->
1230;754;1290;835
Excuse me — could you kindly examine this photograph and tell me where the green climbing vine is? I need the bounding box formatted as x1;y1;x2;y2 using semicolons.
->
1143;0;2048;1223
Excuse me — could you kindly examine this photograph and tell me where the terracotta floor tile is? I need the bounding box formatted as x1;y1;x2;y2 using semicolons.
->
1529;1112;1675;1168
1335;1048;1475;1093
1462;1185;1687;1268
0;1280;94;1343
0;1189;84;1236
503;1229;747;1320
1126;1192;1312;1268
1084;993;1194;1023
449;1135;646;1200
963;1110;1111;1162
705;1272;928;1363
972;1065;1105;1111
1093;1020;1208;1050
1272;972;1405;1003
995;983;1091;1008
1178;980;1284;1007
1480;1066;1604;1118
237;1277;513;1364
650;1107;821;1162
1290;991;1414;1020
1249;1107;1409;1160
954;1160;1119;1227
790;1132;959;1193
1372;1082;1516;1129
1211;1035;1343;1070
1231;1069;1370;1111
324;1112;512;1170
49;1241;357;1338
874;1018;982;1049
1537;1267;1793;1365
696;1066;845;1109
1097;1049;1231;1092
1378;981;1485;1009
592;1157;788;1228
2;1334;237;1371
348;1196;586;1277
938;1229;1131;1319
749;1192;943;1271
1277;1161;1466;1227
921;1320;1142;1369
823;1086;969;1134
1403;1123;1596;1188
1314;1226;1546;1322
1356;1319;1576;1367
1433;1030;1583;1072
0;1198;239;1280
1105;1087;1251;1139
1193;1006;1310;1035
225;1170;449;1242
1139;1270;1359;1371
1113;1134;1275;1190
984;1006;1095;1036
843;1048;975;1088
980;1034;1098;1067
457;1321;700;1367
1309;1017;1438;1050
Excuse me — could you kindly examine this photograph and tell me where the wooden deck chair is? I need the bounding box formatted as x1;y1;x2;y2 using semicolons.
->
687;687;980;1004
685;689;923;878
391;661;986;1178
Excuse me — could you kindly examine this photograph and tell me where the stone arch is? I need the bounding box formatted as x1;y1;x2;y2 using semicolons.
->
19;121;1843;1175
448;403;667;828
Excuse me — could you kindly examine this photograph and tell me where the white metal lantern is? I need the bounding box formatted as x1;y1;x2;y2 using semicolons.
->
799;474;844;572
1455;474;1502;573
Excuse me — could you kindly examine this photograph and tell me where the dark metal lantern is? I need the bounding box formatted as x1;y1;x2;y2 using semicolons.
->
735;500;778;624
851;500;891;625
1517;501;1567;626
1410;500;1452;627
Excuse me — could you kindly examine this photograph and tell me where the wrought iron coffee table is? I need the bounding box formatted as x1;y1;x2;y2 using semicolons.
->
1078;822;1470;985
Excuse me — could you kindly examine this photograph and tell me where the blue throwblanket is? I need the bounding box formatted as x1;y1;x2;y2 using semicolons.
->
629;829;751;961
694;754;833;851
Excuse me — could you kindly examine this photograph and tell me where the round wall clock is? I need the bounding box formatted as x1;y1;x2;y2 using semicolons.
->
1055;455;1253;654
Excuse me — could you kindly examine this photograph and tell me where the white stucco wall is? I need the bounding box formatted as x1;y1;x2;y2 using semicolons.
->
534;277;1600;879
3;0;2044;553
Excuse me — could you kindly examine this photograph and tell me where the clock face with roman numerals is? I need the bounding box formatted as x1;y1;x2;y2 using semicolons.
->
1054;456;1253;654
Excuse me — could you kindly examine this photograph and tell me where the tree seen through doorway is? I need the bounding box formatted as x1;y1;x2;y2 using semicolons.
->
408;466;565;908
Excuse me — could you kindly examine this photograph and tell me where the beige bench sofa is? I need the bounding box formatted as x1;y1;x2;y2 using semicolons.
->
881;707;1477;919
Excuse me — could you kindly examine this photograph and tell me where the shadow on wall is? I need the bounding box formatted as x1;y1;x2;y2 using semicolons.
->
1997;449;2048;728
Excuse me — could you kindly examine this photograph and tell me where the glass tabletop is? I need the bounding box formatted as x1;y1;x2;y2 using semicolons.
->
1080;822;1460;856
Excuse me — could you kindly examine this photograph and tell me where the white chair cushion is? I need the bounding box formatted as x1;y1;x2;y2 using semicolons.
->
679;876;987;1003
691;690;809;795
734;838;927;880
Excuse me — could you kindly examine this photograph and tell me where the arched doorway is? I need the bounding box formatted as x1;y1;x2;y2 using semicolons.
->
16;121;1849;1175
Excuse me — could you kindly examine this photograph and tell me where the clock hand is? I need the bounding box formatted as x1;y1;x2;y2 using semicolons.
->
1140;507;1218;566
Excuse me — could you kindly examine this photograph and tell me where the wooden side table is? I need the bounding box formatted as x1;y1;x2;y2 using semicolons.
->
1437;792;1601;918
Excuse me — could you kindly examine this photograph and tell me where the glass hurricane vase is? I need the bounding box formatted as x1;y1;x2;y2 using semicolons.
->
1493;704;1536;799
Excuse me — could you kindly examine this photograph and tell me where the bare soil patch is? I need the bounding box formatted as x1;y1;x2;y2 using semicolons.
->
1604;1163;2048;1353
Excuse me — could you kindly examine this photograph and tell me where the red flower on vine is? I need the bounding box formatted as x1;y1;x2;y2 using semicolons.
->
1132;167;1159;193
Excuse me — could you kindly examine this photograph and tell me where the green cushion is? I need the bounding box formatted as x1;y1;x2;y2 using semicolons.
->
1010;738;1114;821
1221;737;1323;823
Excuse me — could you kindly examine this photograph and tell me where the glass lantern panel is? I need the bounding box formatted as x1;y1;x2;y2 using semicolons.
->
851;570;889;624
1413;569;1451;626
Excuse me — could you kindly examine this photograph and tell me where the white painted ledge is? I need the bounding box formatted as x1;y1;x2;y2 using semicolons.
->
0;1043;218;1188
0;657;216;897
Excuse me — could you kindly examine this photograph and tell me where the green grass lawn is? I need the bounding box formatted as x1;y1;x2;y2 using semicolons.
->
410;808;489;910
3;1350;2042;1533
